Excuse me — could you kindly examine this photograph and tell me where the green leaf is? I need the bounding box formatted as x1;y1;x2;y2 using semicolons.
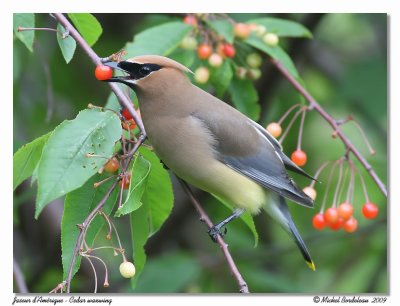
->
248;17;312;38
169;49;196;68
207;20;234;43
61;174;119;280
114;154;151;217
129;147;174;287
133;252;201;292
210;60;233;97
13;132;51;191
13;13;35;52
56;24;76;64
139;147;174;235
36;109;122;218
129;201;149;288
228;76;260;120
126;22;191;57
245;35;300;80
67;13;102;46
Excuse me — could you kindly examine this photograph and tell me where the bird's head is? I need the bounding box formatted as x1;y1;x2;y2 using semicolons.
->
103;55;192;93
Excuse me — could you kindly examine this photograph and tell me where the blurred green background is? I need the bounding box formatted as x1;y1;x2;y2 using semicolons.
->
13;13;387;293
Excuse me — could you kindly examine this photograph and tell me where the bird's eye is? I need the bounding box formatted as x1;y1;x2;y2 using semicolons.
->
139;65;151;76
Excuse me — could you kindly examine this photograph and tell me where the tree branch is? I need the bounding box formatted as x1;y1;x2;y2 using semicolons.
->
65;135;146;292
271;58;387;197
177;179;250;293
52;13;146;136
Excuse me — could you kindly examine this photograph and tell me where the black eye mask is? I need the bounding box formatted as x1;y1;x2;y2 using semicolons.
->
117;62;162;80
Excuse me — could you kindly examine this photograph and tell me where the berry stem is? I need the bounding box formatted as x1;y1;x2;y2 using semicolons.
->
279;108;303;144
277;103;301;125
355;164;371;203
350;120;376;155
346;160;356;203
98;210;113;239
310;161;331;188
297;108;307;150
332;158;344;207
337;162;350;205
83;254;109;289
93;175;116;188
320;160;340;213
17;26;59;34
82;255;98;293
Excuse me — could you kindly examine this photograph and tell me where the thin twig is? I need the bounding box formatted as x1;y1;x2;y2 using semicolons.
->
177;178;250;293
53;13;146;136
271;59;387;197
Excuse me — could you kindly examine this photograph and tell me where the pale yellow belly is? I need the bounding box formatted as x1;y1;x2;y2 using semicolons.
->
181;161;268;215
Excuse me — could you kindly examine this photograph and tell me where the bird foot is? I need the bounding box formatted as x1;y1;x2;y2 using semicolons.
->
208;226;228;242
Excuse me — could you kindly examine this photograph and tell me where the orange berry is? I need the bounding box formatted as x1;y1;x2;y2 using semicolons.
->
119;174;131;190
197;44;212;59
104;157;119;173
94;65;113;81
338;202;354;220
291;149;307;167
183;15;198;26
312;213;326;230
234;23;251;39
362;202;379;219
343;217;358;233
324;207;339;224
222;43;235;58
329;217;344;231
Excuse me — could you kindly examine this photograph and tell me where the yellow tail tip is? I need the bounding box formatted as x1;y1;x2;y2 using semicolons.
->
306;261;316;271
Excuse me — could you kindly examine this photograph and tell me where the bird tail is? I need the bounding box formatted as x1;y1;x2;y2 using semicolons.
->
263;194;315;271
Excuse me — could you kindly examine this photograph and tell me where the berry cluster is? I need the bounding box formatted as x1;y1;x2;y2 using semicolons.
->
304;158;379;234
180;15;280;84
311;202;378;233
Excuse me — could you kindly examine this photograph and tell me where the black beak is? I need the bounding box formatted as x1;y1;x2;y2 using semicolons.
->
102;61;135;86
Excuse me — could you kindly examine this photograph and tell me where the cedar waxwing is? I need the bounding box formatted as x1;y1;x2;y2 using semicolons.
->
104;55;316;270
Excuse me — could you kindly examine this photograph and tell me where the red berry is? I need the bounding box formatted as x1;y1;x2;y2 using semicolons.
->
234;23;250;39
338;202;354;220
329;217;344;231
197;44;212;59
343;217;358;233
121;108;133;120
312;213;326;230
104;157;119;173
324;207;339;224
362;202;379;219
95;65;113;81
222;44;235;58
266;122;282;138
183;15;198;26
119;174;131;190
291;149;307;167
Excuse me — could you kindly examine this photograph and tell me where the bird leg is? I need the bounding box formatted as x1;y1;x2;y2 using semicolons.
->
208;208;245;242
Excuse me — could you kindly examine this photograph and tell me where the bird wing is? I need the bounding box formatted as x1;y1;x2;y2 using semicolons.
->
251;121;317;181
190;101;313;208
